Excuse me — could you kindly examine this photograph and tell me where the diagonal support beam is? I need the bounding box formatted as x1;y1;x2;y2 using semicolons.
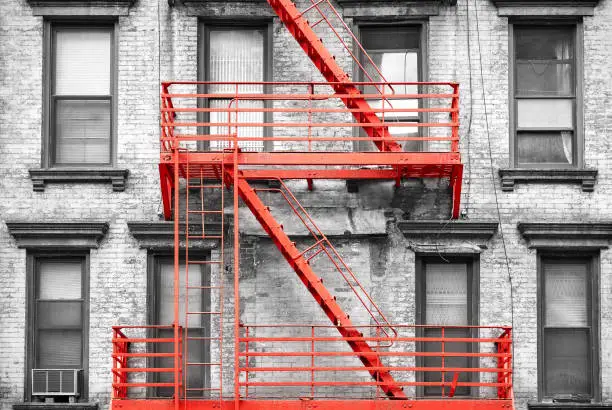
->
235;177;406;399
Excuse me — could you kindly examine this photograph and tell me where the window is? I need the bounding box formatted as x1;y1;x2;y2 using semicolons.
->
149;256;211;397
358;25;424;152
200;24;271;152
29;256;88;401
511;23;581;167
416;256;478;397
47;23;114;166
538;255;598;399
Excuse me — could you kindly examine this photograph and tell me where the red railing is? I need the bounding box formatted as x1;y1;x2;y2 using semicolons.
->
238;324;512;400
160;81;460;154
112;325;183;399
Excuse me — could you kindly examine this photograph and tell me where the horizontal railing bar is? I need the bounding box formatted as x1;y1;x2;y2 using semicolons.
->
113;325;176;329
169;136;458;142
239;336;511;343
239;366;511;373
112;353;178;358
112;368;176;373
238;381;509;388
163;122;458;128
162;107;458;114
240;324;511;329
112;338;175;343
161;93;458;100
162;80;459;86
112;383;177;388
239;351;510;358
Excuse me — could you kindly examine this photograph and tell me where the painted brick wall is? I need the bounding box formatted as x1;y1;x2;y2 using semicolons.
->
1;0;612;409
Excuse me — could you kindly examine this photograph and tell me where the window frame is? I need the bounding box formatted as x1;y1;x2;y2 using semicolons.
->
146;252;212;397
353;21;428;152
25;252;90;402
509;20;584;169
43;19;118;168
414;254;479;397
197;20;273;152
537;252;600;401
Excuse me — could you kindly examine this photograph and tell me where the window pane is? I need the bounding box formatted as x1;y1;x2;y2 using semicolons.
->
37;301;82;328
159;262;205;327
425;263;468;325
209;99;264;152
517;99;573;129
55;99;111;164
515;27;574;60
361;27;420;50
37;329;82;368
517;132;573;165
55;28;111;96
545;261;588;327
38;260;81;300
208;29;264;94
544;328;590;396
516;62;572;96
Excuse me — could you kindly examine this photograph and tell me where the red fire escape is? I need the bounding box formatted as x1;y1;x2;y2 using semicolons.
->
111;1;513;409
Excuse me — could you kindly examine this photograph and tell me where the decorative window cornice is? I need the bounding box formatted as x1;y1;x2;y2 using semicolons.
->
176;0;274;17
490;0;601;16
499;168;597;193
128;222;222;250
6;222;109;249
29;169;129;192
398;220;499;249
335;0;455;18
27;0;134;16
518;222;612;249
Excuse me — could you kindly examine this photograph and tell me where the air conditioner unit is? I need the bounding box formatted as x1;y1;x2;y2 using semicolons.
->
32;369;81;400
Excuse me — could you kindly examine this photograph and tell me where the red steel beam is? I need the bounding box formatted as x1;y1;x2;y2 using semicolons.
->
112;399;514;410
162;152;461;166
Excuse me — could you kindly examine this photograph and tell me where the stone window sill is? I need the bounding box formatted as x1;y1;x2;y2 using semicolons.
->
13;403;98;410
498;168;597;192
528;402;612;409
29;168;129;192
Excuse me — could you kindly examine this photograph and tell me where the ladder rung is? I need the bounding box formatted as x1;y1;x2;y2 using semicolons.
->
187;185;223;189
188;260;223;265
187;210;224;214
188;235;223;239
187;311;221;315
186;336;222;341
187;285;223;289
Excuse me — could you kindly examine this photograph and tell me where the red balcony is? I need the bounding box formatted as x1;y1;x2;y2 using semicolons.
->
158;81;463;219
111;325;512;410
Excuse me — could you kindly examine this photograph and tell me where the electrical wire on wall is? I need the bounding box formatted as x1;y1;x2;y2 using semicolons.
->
471;0;515;332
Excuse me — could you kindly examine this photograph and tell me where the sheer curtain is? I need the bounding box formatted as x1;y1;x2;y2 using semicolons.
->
208;30;264;152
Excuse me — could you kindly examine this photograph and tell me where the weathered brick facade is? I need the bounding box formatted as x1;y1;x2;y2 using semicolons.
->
1;0;611;409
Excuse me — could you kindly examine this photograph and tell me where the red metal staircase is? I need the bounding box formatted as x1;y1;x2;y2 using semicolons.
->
109;0;516;409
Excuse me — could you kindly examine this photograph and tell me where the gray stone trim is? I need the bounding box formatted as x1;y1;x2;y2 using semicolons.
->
528;403;612;409
518;222;612;249
29;168;129;192
6;222;109;249
128;222;221;250
498;168;597;192
29;0;134;16
13;404;99;410
180;1;274;17
491;0;600;16
398;220;498;241
336;1;452;17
